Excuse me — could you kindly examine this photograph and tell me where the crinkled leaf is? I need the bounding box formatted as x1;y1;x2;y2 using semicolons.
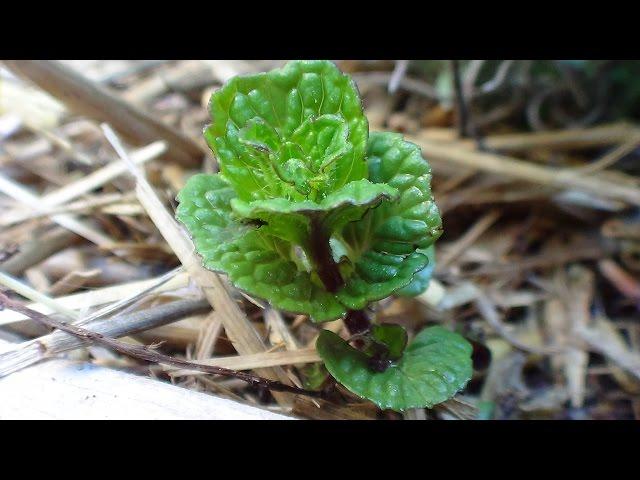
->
176;173;344;321
230;179;398;246
230;197;312;246
336;251;429;310
205;60;368;201
178;62;443;323
175;173;250;248
320;179;399;233
335;132;443;309
345;131;442;255
395;245;436;297
316;326;473;411
290;114;351;173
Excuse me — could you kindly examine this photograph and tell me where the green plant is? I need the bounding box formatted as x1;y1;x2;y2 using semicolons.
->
176;60;472;411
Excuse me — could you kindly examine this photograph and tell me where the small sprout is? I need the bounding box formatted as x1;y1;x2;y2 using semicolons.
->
176;60;472;411
317;327;473;411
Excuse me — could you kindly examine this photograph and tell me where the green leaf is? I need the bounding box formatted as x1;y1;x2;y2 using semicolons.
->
230;179;398;246
335;132;443;309
176;173;251;249
395;245;436;297
370;323;408;361
205;60;369;201
177;131;442;320
290;114;351;172
177;62;443;323
336;251;429;310
302;363;329;390
320;179;399;233
176;173;345;321
362;131;442;254
316;326;473;411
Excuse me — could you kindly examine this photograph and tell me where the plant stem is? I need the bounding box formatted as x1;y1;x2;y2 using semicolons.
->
309;217;344;293
344;309;371;336
308;219;388;370
308;218;372;337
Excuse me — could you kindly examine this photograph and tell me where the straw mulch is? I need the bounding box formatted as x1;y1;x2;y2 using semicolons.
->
1;60;639;420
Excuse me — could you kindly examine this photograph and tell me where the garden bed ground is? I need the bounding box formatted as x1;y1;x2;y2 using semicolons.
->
0;60;639;419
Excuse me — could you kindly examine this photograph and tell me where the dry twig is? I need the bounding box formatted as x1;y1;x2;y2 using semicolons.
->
0;292;321;398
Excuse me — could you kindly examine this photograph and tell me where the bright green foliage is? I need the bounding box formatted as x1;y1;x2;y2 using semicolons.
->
176;173;345;321
336;132;442;310
175;60;470;412
395;245;436;297
177;60;442;322
204;60;368;201
370;323;408;361
316;327;473;411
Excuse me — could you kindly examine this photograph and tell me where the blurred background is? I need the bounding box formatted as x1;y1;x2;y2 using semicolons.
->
1;60;639;419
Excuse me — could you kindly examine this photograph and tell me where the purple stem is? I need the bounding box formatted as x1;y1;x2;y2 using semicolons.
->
308;218;371;337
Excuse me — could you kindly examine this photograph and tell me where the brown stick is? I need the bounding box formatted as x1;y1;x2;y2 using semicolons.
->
418;122;640;152
102;126;296;405
437;209;501;271
451;60;470;138
483;122;640;152
0;292;322;398
1;227;79;276
1;60;205;167
410;135;640;207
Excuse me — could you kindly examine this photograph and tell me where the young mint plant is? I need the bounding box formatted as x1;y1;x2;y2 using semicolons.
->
176;60;472;411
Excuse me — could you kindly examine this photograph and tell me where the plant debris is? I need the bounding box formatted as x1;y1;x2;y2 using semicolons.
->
1;60;639;419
